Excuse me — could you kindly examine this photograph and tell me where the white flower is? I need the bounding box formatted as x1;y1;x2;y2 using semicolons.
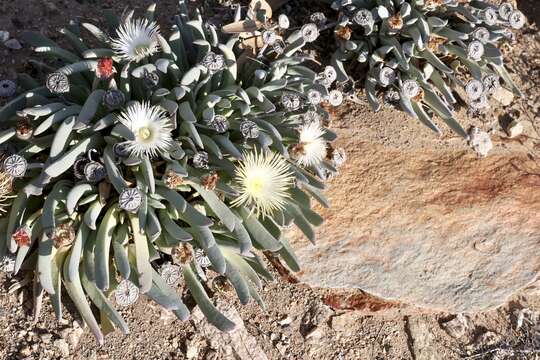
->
231;150;293;218
294;122;327;167
111;18;160;62
118;101;173;157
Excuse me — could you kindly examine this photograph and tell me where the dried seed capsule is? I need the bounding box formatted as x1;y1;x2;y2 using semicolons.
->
262;30;278;46
328;90;343;106
301;23;319;43
118;188;143;213
53;223;76;248
193;151;209;169
388;14;403;30
472;27;490;44
142;69;159;89
0;255;15;273
73;157;89;179
84;161;107;183
332;147;347;167
201;172;219;191
278;14;290;30
115;279;139;307
46;72;70;94
201;52;225;73
103;89;126;110
0;79;16;98
470;95;489;109
384;89;401;106
498;3;514;20
15;118;33;140
164;170;184;189
307;89;322;105
12;226;31;247
482;8;498;26
160;263;182;286
281;93;302;111
467;40;484;61
324;66;337;83
401;80;421;99
302;110;321;126
465;79;484;100
240;120;260;139
194;248;211;268
208;115;229;133
482;74;500;95
3;154;27;178
508;10;525;29
272;39;286;54
353;9;373;26
113;142;130;158
378;67;396;87
310;12;327;26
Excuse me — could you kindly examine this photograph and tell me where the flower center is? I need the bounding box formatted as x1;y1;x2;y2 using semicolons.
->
134;44;149;56
138;126;152;141
247;176;265;196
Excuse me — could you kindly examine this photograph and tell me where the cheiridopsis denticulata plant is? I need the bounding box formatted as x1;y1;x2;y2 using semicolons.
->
327;0;525;137
0;1;343;343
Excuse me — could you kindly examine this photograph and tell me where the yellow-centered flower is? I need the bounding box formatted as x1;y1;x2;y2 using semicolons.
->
118;101;173;158
231;150;294;218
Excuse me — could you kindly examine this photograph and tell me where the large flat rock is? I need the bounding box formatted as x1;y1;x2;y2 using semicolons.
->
290;107;540;313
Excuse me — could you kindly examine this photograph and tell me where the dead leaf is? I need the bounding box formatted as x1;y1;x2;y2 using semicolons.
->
248;0;273;20
222;19;261;34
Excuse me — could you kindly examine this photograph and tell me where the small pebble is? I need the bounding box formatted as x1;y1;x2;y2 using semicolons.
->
4;38;22;50
505;120;523;138
0;31;9;42
0;80;16;98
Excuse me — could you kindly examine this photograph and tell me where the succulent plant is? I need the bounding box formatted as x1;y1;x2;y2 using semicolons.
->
0;1;342;343
327;0;525;137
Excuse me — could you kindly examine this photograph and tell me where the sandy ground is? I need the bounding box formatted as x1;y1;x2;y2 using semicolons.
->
0;0;539;359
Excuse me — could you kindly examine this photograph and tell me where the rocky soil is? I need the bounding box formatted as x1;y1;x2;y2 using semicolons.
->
0;0;539;359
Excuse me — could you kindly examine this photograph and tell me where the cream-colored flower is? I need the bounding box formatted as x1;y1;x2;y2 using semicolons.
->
231;150;293;218
111;18;160;62
118;102;173;157
293;123;327;167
